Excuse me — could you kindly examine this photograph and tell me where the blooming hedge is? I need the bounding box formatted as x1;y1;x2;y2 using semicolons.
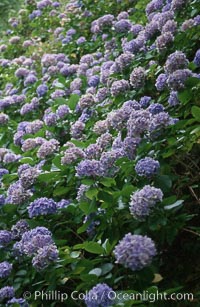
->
0;0;200;305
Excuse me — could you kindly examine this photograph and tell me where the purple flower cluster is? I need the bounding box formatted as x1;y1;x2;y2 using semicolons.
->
32;244;59;271
0;0;198;295
114;233;157;270
28;197;57;218
130;67;145;89
36;84;48;97
13;226;58;271
79;94;95;109
76;159;102;177
115;53;134;71
148;103;164;114
156;32;174;51
0;262;12;278
70;120;85;139
127;109;150;137
6;297;28;306
167;69;192;90
0;286;15;302
168;91;179;106
76;184;89;202
0;113;9;124
114;19;132;33
130;185;163;220
194;49;200;67
11;220;30;240
13;226;57;270
135;157;160;177
56;199;70;209
164;51;189;73
61;145;85;164
100;149;124;176
7;181;32;205
85;283;114;307
0;168;9;177
56;105;70;119
110;79;130;96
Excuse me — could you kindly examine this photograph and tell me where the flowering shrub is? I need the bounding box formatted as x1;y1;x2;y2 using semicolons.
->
0;0;200;305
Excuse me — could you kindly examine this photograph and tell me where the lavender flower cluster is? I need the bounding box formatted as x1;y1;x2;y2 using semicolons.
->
0;0;199;299
129;185;163;220
85;283;114;307
114;233;157;270
13;226;58;271
28;197;57;218
135;157;160;177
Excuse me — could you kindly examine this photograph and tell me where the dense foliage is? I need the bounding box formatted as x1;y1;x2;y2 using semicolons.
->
0;0;200;306
0;0;23;31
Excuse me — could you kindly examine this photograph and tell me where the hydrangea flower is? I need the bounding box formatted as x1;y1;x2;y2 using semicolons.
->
167;69;192;90
110;80;130;96
114;233;157;270
148;103;164;114
130;185;163;220
164;51;189;73
36;84;48;97
13;227;53;256
139;96;151;108
32;244;59;271
6;297;28;306
88;75;100;87
0;230;12;247
130;67;145;89
28;197;57;218
0;262;12;278
135;157;160;177
156;32;174;51
0;168;9;178
85;283;114;307
11;220;30;240
56;199;71;209
76;159;102;177
0;286;15;302
56;105;70;118
7;181;32;205
193;49;200;67
114;19;132;33
168;91;180;106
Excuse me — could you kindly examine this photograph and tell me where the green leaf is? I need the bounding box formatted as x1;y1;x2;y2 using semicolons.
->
190;126;200;135
19;157;34;164
2;174;18;184
98;191;113;203
67;94;79;110
77;221;90;234
16;270;27;276
155;175;172;191
53;186;70;196
54;97;67;105
191;106;200;122
185;76;200;87
70;251;80;258
101;263;113;275
88;268;102;276
3;204;18;214
83;242;104;254
100;177;116;187
178;90;191;104
81;179;95;185
79;199;97;215
37;172;59;182
164;200;184;210
85;188;98;200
